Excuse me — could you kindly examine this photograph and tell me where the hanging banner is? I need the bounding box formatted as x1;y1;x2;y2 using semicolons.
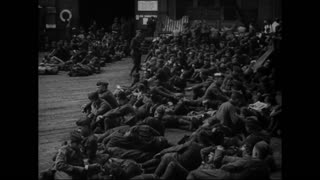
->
161;16;189;33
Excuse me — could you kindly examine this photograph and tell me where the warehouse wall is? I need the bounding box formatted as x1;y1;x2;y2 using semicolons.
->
39;0;79;41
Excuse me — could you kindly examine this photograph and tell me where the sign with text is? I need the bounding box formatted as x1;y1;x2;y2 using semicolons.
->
46;24;56;29
138;1;158;11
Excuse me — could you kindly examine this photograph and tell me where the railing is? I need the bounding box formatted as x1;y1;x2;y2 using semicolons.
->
156;15;189;34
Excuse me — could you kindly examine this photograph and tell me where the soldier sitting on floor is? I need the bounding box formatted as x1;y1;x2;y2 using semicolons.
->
96;91;136;132
187;141;272;180
68;50;101;76
42;54;65;69
96;81;119;109
77;92;112;133
53;131;102;180
82;134;111;180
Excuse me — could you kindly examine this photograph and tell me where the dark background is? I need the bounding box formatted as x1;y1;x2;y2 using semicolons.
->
79;0;135;30
2;0;320;179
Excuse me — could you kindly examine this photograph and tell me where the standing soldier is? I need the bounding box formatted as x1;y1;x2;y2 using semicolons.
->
130;30;143;76
112;17;121;37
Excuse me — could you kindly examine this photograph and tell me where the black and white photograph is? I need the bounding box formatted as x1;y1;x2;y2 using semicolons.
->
38;0;282;179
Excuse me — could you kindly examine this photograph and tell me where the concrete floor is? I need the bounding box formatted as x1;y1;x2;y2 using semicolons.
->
38;57;191;175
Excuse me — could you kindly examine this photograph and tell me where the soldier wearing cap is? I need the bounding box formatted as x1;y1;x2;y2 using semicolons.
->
241;116;270;156
53;131;101;180
130;30;143;76
96;81;119;109
95;91;136;131
201;72;229;109
204;91;243;135
82;135;111;179
80;91;112;132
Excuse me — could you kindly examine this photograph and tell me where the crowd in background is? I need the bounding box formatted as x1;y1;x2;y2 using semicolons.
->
40;17;282;180
39;17;135;76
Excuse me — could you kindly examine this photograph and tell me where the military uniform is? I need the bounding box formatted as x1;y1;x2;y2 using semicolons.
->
187;156;270;180
82;135;110;180
53;144;85;180
130;35;142;75
98;89;119;109
207;100;240;134
77;94;112;133
203;82;229;109
102;104;136;131
68;63;93;77
154;140;204;178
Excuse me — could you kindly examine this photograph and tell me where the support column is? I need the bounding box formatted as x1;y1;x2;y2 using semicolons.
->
258;0;272;26
158;0;168;16
193;0;198;8
168;0;177;19
215;0;220;8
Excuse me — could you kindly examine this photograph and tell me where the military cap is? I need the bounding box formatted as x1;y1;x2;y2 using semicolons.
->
96;81;109;86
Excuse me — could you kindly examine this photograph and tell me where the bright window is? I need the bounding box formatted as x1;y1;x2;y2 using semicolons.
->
138;1;158;11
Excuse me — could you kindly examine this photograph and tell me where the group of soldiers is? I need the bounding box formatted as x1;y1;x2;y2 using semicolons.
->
40;19;282;180
39;19;132;76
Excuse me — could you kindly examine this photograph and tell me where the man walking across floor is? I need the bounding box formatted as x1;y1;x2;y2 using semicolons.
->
130;30;143;76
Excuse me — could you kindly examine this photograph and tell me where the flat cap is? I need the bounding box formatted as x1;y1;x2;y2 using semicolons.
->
96;81;109;86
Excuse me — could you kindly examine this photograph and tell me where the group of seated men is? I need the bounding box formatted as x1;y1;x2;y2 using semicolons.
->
40;20;282;180
39;21;131;76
